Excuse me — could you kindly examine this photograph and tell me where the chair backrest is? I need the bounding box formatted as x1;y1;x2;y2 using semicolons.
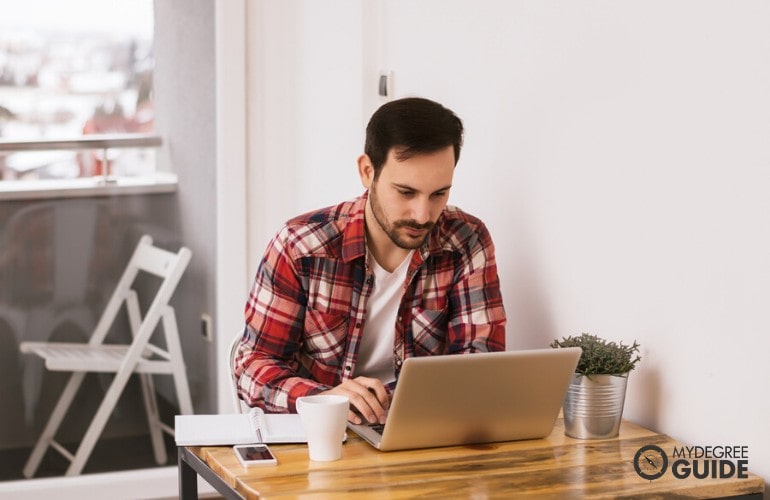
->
89;234;191;347
229;329;246;413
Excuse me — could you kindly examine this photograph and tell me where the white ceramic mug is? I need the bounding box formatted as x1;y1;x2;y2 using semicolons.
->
296;394;349;461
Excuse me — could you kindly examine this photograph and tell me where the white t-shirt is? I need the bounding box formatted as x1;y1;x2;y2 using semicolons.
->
353;251;414;384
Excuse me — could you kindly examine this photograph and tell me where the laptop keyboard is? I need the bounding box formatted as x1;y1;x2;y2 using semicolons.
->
369;423;385;435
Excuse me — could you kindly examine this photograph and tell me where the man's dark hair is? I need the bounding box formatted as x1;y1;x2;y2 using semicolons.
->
365;97;464;178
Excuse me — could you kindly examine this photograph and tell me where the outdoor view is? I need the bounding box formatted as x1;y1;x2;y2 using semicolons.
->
0;0;154;181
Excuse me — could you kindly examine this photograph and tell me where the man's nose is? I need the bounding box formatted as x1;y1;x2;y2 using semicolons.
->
410;198;431;225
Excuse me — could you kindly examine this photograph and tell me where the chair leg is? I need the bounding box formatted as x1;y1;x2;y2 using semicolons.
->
138;373;167;464
128;290;167;463
162;310;193;414
173;370;194;416
23;371;87;478
65;368;135;476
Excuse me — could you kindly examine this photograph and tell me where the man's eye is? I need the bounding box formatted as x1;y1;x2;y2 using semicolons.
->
398;190;414;196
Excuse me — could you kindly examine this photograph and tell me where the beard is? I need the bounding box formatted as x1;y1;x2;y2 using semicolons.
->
369;184;434;250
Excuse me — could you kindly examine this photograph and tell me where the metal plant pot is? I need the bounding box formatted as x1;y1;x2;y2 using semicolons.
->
563;373;628;439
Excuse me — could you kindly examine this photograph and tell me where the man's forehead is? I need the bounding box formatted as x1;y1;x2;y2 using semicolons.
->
379;148;455;191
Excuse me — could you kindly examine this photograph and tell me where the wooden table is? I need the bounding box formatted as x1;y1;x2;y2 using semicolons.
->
178;419;764;499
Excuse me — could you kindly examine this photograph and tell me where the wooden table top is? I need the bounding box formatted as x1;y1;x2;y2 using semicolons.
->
188;419;764;499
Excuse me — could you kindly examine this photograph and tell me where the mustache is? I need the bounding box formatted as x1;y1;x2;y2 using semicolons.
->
394;220;434;231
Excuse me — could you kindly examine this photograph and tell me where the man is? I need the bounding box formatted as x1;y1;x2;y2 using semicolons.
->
234;97;506;425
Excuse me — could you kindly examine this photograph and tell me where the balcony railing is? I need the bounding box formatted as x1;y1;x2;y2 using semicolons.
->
0;134;174;200
0;133;162;152
0;133;162;181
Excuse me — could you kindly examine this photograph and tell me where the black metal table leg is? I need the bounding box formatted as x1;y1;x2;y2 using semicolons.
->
177;447;244;500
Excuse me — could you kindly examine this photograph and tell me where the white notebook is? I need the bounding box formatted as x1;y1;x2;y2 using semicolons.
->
174;407;306;446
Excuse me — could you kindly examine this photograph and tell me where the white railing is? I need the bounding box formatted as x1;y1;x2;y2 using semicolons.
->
0;133;162;151
0;134;173;200
0;133;162;184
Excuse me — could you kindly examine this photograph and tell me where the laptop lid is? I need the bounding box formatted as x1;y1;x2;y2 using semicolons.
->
348;347;581;451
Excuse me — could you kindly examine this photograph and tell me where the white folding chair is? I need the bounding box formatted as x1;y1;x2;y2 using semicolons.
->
19;234;193;477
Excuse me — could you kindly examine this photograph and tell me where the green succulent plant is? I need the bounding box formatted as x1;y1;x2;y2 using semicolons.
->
550;333;641;376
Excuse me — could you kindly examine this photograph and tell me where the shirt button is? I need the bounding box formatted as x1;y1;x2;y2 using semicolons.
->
355;323;361;329
395;360;402;367
345;365;352;371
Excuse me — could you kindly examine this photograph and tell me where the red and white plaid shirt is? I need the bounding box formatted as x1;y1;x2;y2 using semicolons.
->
235;192;506;412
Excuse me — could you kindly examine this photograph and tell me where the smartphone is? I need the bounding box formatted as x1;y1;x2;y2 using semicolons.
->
233;444;278;466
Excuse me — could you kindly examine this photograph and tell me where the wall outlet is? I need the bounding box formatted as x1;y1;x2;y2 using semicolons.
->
200;313;213;342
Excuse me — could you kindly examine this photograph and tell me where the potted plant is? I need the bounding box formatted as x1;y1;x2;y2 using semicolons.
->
550;333;641;439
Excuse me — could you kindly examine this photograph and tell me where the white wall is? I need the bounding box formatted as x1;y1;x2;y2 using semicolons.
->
247;0;770;483
247;0;366;280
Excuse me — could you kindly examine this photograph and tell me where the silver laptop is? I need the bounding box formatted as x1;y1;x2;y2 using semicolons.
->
348;347;581;451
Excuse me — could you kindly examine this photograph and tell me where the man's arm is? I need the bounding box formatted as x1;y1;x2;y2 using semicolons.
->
234;229;326;412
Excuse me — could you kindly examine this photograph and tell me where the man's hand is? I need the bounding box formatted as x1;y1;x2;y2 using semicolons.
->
322;377;389;425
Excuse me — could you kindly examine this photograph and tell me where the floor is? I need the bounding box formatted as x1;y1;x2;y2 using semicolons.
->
0;367;184;482
0;432;178;481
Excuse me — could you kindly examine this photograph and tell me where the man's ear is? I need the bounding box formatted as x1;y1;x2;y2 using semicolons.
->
357;154;375;189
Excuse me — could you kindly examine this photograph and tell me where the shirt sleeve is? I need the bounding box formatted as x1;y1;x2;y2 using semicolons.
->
234;227;328;412
447;220;507;353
